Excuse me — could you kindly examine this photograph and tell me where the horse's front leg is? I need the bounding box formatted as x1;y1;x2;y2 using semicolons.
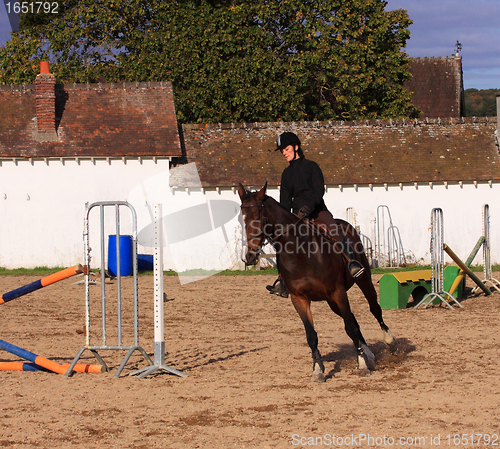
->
291;295;326;383
356;342;375;376
329;288;375;376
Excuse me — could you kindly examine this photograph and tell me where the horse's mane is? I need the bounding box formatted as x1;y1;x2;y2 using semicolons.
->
262;194;298;223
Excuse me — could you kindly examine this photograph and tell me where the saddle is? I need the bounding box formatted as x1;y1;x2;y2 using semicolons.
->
305;216;365;278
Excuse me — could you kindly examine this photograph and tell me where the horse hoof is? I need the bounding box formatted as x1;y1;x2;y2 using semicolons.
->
311;372;326;382
357;368;372;377
360;344;375;371
383;330;395;347
310;363;326;382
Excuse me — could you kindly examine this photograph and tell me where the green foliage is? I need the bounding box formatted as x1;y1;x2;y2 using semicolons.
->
0;0;419;123
0;266;69;275
464;88;499;117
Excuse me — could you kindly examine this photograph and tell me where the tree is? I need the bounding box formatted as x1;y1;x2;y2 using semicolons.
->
464;88;499;117
0;0;154;84
0;0;419;123
258;0;418;120
122;1;304;123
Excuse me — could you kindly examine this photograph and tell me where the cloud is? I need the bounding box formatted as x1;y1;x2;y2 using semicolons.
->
387;0;500;89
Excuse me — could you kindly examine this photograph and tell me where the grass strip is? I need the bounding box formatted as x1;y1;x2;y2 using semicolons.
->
1;265;496;277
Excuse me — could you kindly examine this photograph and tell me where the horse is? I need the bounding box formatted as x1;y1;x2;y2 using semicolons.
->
238;183;394;382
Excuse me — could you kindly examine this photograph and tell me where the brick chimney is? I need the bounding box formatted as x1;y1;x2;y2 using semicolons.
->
35;61;58;141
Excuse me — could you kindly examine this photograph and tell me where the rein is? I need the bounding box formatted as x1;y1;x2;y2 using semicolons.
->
242;200;343;254
241;200;305;252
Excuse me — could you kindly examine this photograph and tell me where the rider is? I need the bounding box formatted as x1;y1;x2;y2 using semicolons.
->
266;131;365;298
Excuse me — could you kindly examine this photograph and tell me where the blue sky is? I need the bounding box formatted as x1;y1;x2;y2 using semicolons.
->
386;0;500;90
1;0;499;90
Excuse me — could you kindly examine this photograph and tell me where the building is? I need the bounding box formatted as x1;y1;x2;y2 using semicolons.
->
405;56;464;119
0;64;180;269
1;63;499;272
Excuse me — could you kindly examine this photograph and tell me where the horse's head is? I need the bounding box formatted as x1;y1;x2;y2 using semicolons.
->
238;182;267;266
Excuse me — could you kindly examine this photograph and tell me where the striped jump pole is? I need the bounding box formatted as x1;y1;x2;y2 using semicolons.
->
0;264;84;305
0;340;70;375
0;361;105;374
130;204;186;379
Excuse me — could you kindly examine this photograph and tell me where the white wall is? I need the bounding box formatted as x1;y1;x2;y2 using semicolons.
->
0;158;171;269
1;159;498;270
321;182;498;268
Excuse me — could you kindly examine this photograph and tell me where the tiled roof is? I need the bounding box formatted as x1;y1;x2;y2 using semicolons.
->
405;56;463;118
180;119;500;187
0;81;182;158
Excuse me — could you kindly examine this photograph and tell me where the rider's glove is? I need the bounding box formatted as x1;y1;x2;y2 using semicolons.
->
298;206;311;219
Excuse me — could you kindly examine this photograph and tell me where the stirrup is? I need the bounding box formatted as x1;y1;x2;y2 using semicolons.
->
349;261;365;279
266;277;280;292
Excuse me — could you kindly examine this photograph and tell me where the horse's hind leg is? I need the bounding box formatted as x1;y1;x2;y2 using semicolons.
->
345;224;395;346
290;295;326;383
356;274;394;346
349;313;375;374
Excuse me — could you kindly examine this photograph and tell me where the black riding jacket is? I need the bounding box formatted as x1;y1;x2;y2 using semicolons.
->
279;156;327;217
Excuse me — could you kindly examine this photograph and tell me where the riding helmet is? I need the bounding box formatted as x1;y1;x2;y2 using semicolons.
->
276;132;301;151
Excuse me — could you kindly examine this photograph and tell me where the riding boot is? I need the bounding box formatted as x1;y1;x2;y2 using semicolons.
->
340;237;365;279
266;277;289;298
280;279;290;297
266;277;279;292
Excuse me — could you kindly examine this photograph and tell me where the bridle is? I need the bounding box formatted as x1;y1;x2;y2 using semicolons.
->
240;202;268;253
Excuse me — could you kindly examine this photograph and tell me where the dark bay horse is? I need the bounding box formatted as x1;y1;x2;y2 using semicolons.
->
238;183;394;382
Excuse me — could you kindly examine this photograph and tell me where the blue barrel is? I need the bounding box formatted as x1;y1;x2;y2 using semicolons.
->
108;235;133;277
137;254;154;272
